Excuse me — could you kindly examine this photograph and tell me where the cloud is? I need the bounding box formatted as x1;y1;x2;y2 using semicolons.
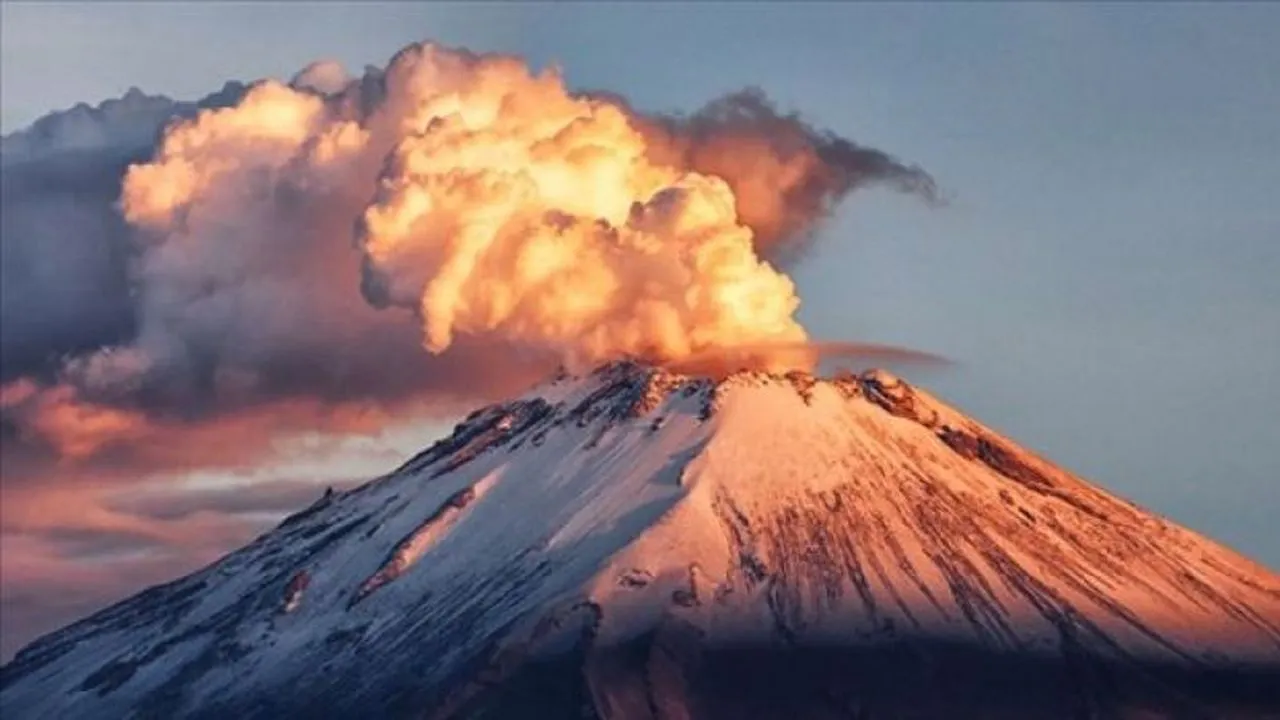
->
290;60;353;96
3;41;934;443
626;87;941;264
0;83;247;382
1;41;937;471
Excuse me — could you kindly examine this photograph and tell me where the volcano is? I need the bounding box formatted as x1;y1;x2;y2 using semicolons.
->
2;362;1278;719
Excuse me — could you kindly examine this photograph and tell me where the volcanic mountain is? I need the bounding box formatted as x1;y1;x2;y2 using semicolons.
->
2;362;1278;719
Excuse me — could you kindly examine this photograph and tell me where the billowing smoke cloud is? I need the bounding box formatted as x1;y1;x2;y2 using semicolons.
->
354;50;804;367
631;87;939;263
2;41;935;464
351;48;935;366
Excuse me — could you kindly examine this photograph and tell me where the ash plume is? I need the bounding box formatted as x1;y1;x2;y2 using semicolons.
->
0;40;938;471
624;87;940;264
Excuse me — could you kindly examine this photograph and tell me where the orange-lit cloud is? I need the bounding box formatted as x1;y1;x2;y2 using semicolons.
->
359;103;807;366
2;41;936;470
2;378;150;460
4;41;936;455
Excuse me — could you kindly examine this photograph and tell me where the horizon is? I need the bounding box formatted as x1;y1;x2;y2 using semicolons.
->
1;2;1278;666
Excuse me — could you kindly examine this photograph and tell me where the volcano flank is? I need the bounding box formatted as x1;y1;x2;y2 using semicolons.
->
2;362;1278;719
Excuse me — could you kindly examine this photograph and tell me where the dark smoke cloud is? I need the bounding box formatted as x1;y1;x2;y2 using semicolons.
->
0;84;247;381
1;147;137;380
609;87;940;264
2;44;938;471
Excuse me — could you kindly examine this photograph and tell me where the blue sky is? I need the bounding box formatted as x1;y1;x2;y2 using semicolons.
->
3;1;1277;568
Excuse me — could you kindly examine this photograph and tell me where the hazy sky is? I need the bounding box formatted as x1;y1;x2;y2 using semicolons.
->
2;0;1277;601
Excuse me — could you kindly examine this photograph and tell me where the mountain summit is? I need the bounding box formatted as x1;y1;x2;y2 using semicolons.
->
3;362;1278;718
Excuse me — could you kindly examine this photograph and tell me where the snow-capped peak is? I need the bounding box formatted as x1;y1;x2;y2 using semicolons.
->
3;362;1278;719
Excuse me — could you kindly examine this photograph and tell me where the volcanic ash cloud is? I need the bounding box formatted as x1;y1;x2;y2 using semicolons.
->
125;43;936;375
3;41;936;461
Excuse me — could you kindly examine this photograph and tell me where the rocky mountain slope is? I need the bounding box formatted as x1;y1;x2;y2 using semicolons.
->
3;362;1278;718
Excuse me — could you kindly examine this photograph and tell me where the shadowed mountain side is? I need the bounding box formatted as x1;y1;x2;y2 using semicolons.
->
441;636;1280;720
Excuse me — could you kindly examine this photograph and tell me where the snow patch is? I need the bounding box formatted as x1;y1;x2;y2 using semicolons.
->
352;472;498;604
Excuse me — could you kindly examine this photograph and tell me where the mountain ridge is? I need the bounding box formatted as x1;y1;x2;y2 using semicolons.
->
3;361;1278;718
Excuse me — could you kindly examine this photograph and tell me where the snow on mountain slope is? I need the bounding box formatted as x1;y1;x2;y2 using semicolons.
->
2;362;1278;719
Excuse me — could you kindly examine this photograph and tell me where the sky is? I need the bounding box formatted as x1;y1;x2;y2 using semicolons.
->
1;2;1278;660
